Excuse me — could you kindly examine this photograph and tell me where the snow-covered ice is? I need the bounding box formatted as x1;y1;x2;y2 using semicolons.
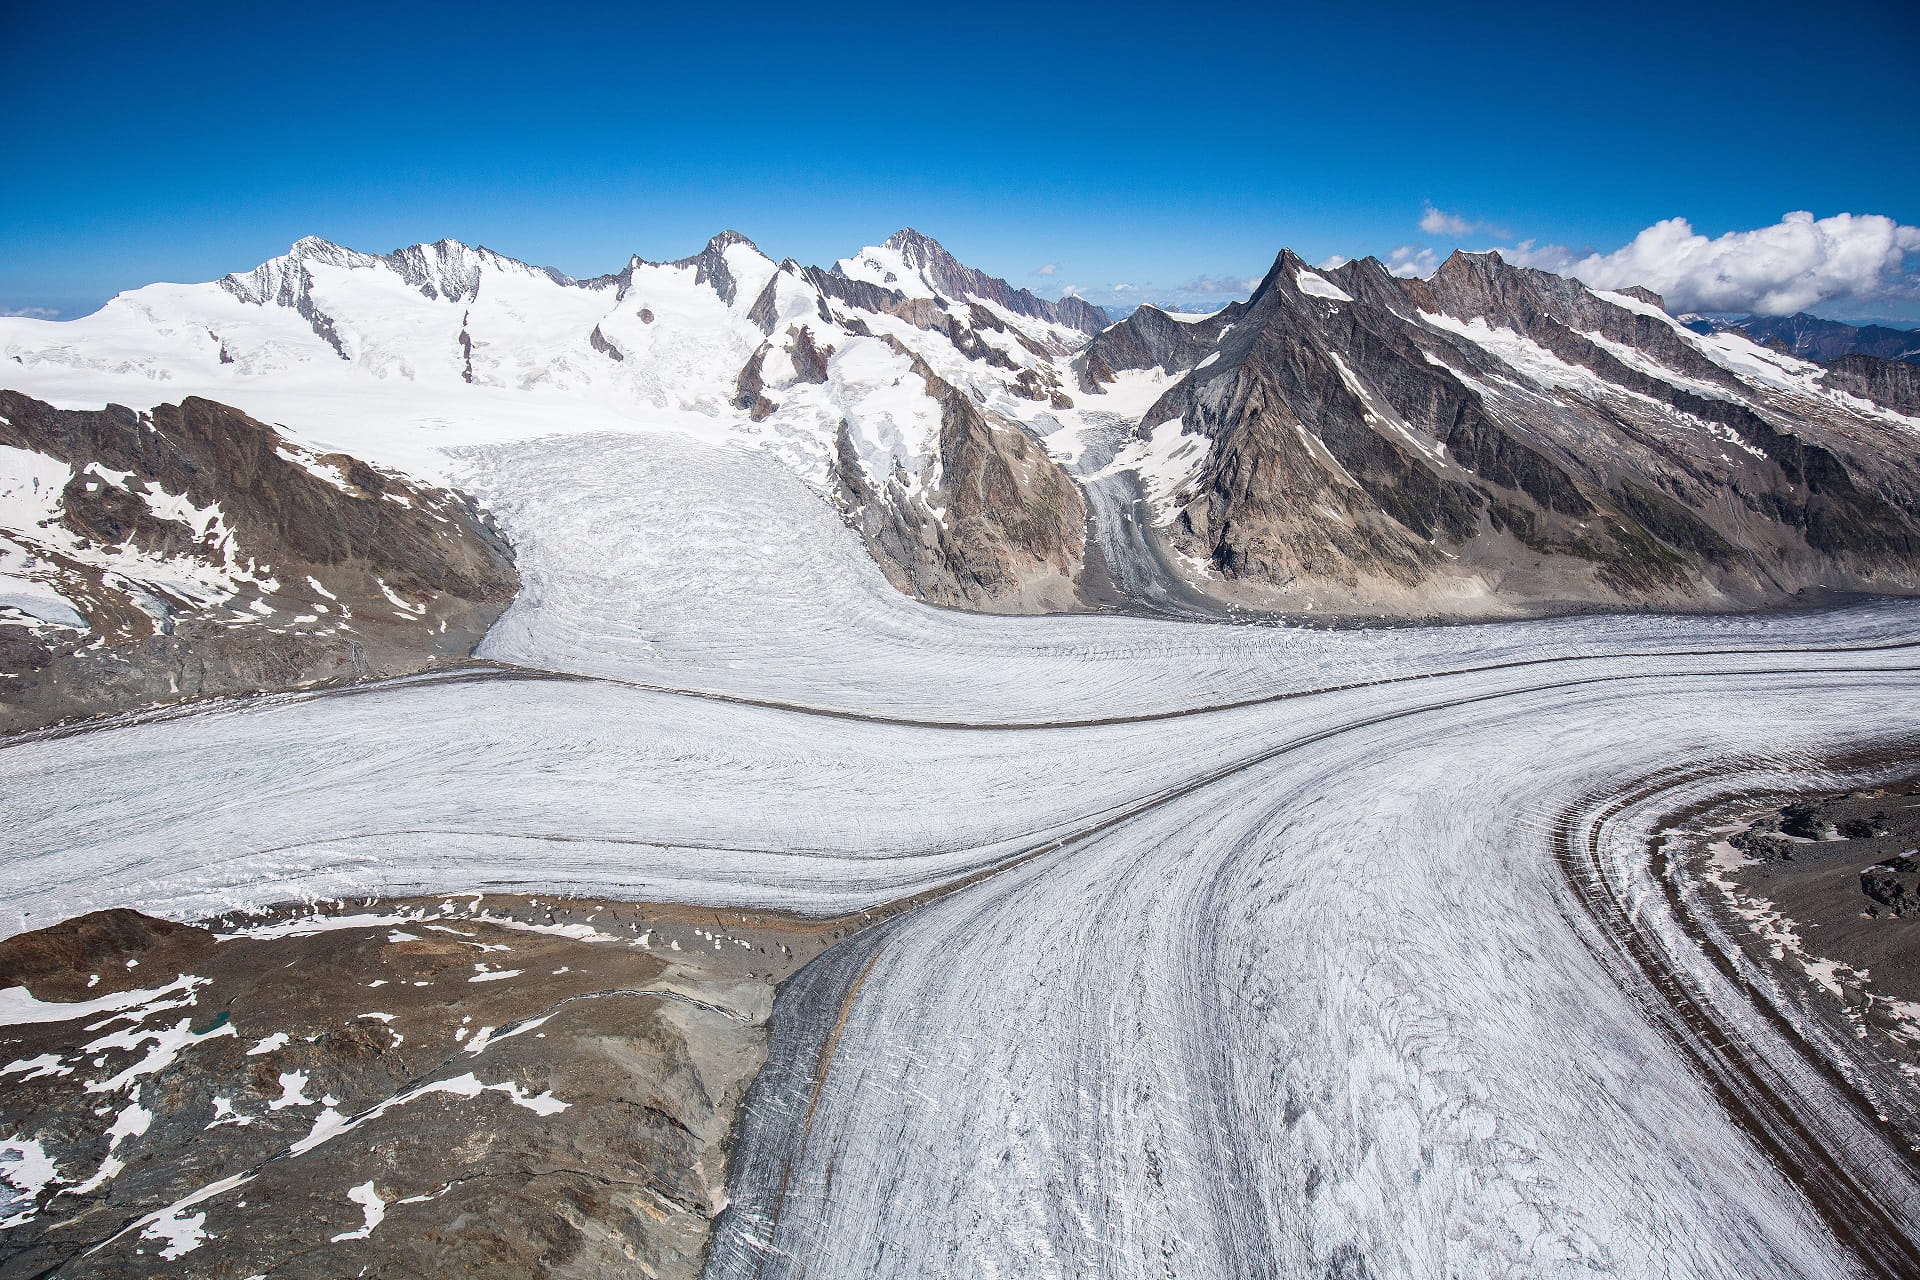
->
3;308;1919;1273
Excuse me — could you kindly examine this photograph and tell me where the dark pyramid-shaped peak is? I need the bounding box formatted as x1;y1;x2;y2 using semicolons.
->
1245;248;1343;309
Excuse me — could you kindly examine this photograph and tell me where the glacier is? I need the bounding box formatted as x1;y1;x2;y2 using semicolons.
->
4;418;1918;1277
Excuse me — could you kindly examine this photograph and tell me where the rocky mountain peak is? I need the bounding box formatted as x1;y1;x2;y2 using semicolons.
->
672;231;772;306
836;229;1106;336
1615;284;1667;310
1415;247;1600;329
287;234;353;259
220;237;379;307
415;239;573;295
1429;248;1507;289
1323;255;1413;310
883;227;959;270
703;229;761;254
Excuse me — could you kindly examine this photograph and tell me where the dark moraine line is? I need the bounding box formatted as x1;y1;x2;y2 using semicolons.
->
704;917;909;1280
1553;757;1920;1280
1076;468;1238;622
707;662;1920;1279
6;609;1919;750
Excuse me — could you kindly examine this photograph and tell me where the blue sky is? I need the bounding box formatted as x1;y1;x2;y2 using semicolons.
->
4;0;1916;321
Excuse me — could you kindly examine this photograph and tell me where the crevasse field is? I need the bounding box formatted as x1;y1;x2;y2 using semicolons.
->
5;417;1919;1278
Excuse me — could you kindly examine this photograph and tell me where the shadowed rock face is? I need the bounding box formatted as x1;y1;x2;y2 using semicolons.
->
832;345;1088;613
10;230;1919;627
1822;353;1920;416
1077;303;1244;393
0;391;518;732
1095;249;1920;618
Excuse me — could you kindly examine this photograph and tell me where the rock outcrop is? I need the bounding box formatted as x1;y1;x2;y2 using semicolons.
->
0;895;858;1279
1822;353;1920;416
9;229;1920;625
1076;302;1243;392
833;346;1088;612
838;229;1109;336
0;391;518;732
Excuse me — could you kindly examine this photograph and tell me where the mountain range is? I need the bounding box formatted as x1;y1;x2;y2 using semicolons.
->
3;228;1919;726
1683;312;1920;365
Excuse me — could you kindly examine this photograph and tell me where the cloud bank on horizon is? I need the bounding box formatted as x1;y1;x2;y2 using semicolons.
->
1406;208;1920;318
1071;211;1918;322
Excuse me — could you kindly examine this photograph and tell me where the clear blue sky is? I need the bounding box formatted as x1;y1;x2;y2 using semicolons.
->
3;0;1916;319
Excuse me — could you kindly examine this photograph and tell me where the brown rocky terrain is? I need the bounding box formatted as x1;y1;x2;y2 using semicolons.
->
1713;778;1920;1010
832;343;1089;613
0;895;863;1279
0;391;517;734
1661;774;1920;1165
1083;249;1920;619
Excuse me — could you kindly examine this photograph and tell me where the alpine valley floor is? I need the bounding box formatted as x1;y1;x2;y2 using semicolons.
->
5;428;1920;1278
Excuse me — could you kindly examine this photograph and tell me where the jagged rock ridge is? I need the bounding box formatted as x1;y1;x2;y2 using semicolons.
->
4;229;1107;619
1083;249;1920;616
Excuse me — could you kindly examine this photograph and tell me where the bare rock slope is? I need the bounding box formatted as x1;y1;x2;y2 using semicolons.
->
0;391;517;733
0;896;856;1278
1088;249;1920;617
7;229;1920;624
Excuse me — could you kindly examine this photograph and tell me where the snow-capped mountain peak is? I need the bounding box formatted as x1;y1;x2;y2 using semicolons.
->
11;227;1917;636
834;229;1107;336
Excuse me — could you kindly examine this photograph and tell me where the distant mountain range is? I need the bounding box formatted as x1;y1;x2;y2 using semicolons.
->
1681;312;1920;364
3;228;1920;725
1099;301;1229;323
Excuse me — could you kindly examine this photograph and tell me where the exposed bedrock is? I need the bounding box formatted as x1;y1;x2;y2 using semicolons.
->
831;346;1089;613
0;895;870;1279
0;391;518;733
1822;353;1920;417
1095;248;1920;619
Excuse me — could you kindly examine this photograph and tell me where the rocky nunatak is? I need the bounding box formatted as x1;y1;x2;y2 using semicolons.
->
0;896;853;1279
0;391;517;734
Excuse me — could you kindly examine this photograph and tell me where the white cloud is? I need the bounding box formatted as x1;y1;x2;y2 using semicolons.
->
1317;254;1351;271
1499;211;1920;315
1419;205;1481;238
1030;262;1058;277
1059;284;1084;298
1386;245;1439;279
0;305;59;319
1109;282;1138;294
